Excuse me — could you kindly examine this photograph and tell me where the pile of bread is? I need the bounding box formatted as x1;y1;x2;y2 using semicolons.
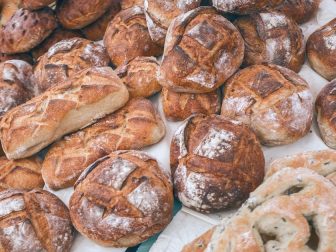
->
0;0;335;251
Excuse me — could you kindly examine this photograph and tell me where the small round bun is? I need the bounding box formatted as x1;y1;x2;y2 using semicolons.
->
121;0;144;9
316;79;336;149
0;189;75;252
22;0;55;10
144;0;201;46
235;12;305;72
115;57;161;98
56;0;114;29
159;7;244;93
33;38;110;93
0;8;57;54
307;18;336;81
70;150;173;247
161;88;221;121
104;6;162;67
171;114;265;213
221;64;313;146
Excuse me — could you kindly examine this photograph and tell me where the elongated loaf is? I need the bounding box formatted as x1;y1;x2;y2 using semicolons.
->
0;67;129;160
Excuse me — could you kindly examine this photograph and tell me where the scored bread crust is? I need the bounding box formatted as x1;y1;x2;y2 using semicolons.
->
0;66;129;160
42;98;165;190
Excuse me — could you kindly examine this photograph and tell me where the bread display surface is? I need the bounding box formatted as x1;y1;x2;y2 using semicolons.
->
0;7;57;54
0;156;44;191
235;12;305;72
221;64;313;146
161;88;221;121
158;7;244;93
307;18;336;81
42;98;165;190
0;189;75;252
104;6;162;67
33;38;110;94
144;0;202;46
0;66;129;160
115;56;161;98
121;0;144;9
22;0;56;10
316;79;336;149
171;114;265;213
69;150;173;247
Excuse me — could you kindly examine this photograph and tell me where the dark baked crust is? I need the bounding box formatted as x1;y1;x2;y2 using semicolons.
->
212;0;281;14
235;12;305;73
307;18;336;81
103;6;162;67
22;0;55;10
161;88;221;121
0;189;75;251
69;150;173;247
158;7;244;93
171;114;265;213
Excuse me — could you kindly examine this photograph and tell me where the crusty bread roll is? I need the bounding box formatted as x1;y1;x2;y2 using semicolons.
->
161;88;221;121
235;12;305;73
159;7;244;93
0;189;75;251
33;38;110;94
144;0;201;46
0;0;21;26
32;28;83;60
104;6;162;67
0;53;34;65
42;98;165;190
316;79;336;149
171;114;265;213
307;18;336;81
212;0;279;14
0;8;57;54
81;2;121;41
0;156;44;191
56;0;115;29
70;150;173;247
121;0;144;9
0;60;35;116
22;0;55;10
115;56;161;98
0;66;129;160
183;168;336;251
221;64;313;146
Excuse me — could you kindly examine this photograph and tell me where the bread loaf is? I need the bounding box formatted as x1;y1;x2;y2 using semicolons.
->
161;88;221;121
0;189;75;251
22;0;55;10
316;79;336;149
115;56;161;98
42;98;165;190
0;66;129;160
0;8;57;54
307;18;336;81
212;0;279;14
33;38;110;94
121;0;144;9
159;7;244;93
70;150;173;247
221;64;313;146
104;6;162;67
235;12;305;72
171;114;265;213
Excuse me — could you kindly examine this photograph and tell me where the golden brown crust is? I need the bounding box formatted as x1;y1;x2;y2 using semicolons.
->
33;38;110;94
161;88;221;121
103;6;162;67
115;56;161;98
81;2;121;41
0;66;129;160
212;0;281;14
307;18;336;81
42;98;165;190
0;189;75;252
158;7;244;93
121;0;144;9
221;64;313;146
69;150;173;247
235;12;305;73
21;0;55;10
0;8;57;54
171;114;265;213
0;0;21;26
31;28;83;60
316;80;336;149
56;0;114;29
0;156;44;191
